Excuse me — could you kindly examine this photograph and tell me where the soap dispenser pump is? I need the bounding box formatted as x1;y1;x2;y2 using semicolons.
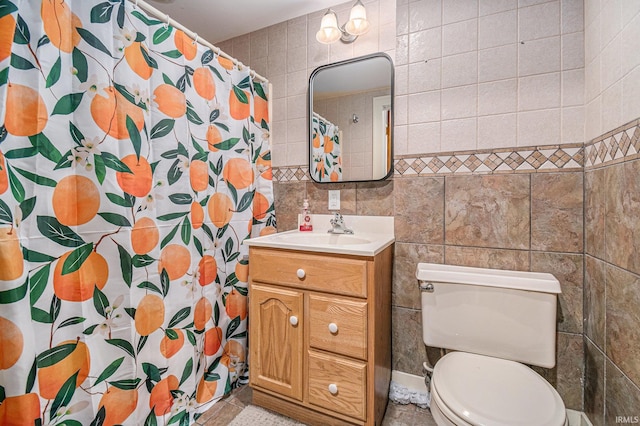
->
299;199;313;232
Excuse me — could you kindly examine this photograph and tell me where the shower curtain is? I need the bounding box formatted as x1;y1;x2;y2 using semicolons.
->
311;113;341;182
0;0;275;424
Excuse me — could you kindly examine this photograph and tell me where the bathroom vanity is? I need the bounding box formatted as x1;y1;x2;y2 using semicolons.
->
244;216;394;425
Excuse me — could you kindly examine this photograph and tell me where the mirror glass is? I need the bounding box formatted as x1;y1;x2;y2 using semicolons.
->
309;52;394;183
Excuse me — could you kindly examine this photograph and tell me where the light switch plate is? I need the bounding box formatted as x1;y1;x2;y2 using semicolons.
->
328;190;340;210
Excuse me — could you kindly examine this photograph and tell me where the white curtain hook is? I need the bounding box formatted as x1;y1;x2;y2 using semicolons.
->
192;33;198;45
134;0;139;9
164;14;170;28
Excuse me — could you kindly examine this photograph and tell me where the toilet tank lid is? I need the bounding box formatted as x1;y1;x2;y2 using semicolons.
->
416;263;561;294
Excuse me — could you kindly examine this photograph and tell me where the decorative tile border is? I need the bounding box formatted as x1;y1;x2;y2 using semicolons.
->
272;166;310;183
272;143;584;182
584;118;640;169
393;144;583;177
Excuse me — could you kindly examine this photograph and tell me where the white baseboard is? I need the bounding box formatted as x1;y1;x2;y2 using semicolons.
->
566;409;593;426
391;370;429;393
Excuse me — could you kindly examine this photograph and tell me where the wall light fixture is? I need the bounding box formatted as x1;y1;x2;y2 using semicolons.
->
315;0;370;44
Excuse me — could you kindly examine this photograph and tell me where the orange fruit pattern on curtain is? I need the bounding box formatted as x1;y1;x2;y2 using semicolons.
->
0;1;275;424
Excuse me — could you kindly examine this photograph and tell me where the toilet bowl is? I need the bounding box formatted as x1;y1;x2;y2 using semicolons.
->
416;263;567;426
429;352;567;426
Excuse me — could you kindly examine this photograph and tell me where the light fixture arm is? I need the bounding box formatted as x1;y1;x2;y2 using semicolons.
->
339;24;358;44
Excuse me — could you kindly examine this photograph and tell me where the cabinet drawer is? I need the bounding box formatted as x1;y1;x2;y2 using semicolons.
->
308;351;367;421
250;248;367;298
309;294;368;360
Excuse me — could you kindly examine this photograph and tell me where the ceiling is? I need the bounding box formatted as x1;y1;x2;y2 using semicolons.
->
146;0;350;43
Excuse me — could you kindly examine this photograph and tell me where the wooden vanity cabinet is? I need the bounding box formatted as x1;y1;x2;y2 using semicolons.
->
248;245;393;426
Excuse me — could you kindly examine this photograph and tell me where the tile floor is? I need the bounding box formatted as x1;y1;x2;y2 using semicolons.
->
194;386;437;426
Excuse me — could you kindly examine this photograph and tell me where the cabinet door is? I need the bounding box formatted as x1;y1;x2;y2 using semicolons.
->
249;284;304;401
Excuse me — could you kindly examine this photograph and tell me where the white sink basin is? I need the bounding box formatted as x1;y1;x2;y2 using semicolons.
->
244;214;394;256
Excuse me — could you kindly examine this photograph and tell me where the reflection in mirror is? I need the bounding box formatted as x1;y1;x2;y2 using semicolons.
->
309;52;394;183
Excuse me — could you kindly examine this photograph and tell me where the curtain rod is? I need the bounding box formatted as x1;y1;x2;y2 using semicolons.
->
128;0;269;84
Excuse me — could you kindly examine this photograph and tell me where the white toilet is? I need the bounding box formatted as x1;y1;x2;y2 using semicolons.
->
416;263;568;426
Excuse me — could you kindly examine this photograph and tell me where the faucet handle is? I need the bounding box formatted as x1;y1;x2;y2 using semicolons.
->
328;212;353;234
331;211;342;223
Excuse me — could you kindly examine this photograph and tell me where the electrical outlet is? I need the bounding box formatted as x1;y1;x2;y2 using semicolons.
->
328;190;340;210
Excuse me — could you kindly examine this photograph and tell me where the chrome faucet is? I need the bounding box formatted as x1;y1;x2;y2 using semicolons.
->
328;212;354;234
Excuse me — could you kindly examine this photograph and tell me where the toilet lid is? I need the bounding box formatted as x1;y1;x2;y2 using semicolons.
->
432;352;566;426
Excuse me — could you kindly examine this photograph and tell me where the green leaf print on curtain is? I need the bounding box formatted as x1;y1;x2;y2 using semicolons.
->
0;0;275;424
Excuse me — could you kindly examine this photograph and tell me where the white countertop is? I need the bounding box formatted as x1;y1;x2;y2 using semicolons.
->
243;214;395;256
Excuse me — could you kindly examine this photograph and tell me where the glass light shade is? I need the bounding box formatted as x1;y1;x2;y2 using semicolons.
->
344;1;370;36
316;10;341;44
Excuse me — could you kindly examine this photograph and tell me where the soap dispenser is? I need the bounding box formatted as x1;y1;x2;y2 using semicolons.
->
299;199;313;232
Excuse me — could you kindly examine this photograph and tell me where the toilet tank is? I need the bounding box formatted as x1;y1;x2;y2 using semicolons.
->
416;263;561;369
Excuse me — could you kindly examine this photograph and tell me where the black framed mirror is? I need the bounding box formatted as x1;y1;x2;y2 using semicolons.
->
308;52;394;183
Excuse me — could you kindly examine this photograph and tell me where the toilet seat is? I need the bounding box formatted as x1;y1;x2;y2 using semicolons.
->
431;352;567;426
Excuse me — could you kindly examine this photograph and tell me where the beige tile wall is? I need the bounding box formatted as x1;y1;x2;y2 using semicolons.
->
584;149;640;425
224;0;586;169
582;0;640;422
584;0;640;141
395;0;585;155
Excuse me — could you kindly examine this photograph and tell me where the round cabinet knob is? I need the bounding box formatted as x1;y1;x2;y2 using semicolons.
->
296;269;305;279
289;316;299;326
328;383;338;395
328;323;338;334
